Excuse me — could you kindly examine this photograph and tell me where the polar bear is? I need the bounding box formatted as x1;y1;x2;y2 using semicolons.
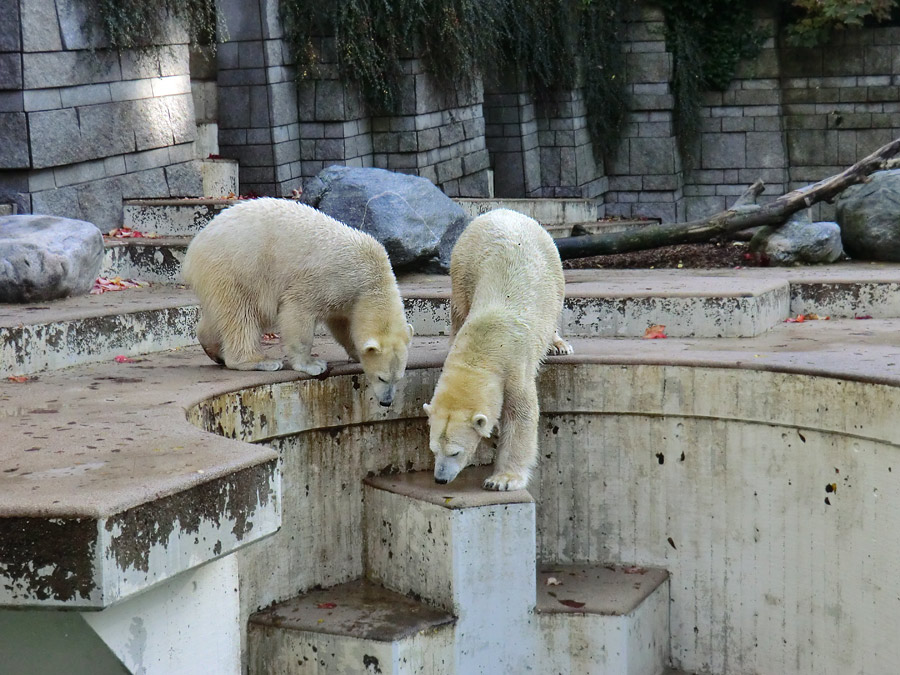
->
182;198;413;406
423;209;572;490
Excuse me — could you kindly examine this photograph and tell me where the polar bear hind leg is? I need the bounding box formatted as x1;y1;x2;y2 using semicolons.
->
484;374;539;491
212;287;283;371
197;313;225;365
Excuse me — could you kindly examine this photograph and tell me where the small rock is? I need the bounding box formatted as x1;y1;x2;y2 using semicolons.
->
750;210;843;265
0;215;104;302
302;166;470;271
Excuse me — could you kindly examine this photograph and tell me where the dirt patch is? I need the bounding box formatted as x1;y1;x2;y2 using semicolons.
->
563;241;766;270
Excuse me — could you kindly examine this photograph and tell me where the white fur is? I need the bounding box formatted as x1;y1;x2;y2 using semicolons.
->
182;198;411;405
424;208;572;490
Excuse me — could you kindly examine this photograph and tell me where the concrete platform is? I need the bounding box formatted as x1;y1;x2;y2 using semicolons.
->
248;579;455;641
11;263;900;378
537;564;669;616
248;580;455;674
102;236;190;284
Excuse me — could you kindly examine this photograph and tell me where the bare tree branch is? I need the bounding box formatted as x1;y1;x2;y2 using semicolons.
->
555;137;900;260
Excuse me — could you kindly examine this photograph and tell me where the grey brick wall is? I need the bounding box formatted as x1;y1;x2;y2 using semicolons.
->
216;0;302;197
5;0;900;227
0;0;202;226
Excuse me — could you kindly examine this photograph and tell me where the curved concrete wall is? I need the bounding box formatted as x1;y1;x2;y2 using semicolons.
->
190;362;900;675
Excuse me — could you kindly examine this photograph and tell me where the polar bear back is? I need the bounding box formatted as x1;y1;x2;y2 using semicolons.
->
450;208;565;362
182;198;395;314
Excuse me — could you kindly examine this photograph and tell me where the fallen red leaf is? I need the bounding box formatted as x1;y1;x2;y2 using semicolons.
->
785;313;831;323
623;566;647;575
643;324;667;339
855;315;873;320
558;599;585;609
7;375;30;383
91;276;150;294
316;602;337;609
114;355;135;363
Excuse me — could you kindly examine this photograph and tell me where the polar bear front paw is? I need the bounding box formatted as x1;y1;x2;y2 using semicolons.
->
290;358;328;376
548;333;574;356
255;359;285;371
484;472;527;491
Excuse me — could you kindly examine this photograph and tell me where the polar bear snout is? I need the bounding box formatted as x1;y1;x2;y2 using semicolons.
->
433;455;464;485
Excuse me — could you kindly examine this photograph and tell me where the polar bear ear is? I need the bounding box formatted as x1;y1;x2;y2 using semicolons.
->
362;338;381;354
472;413;492;437
422;402;433;416
406;323;415;340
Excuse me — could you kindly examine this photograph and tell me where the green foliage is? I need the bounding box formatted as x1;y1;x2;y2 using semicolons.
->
95;0;219;49
785;0;898;47
581;0;629;161
658;0;766;165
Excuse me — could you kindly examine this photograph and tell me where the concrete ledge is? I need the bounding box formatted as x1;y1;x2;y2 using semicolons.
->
249;579;455;641
102;236;190;284
123;198;235;235
454;197;603;224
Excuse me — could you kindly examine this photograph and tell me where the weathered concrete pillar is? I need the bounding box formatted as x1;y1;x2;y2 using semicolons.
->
364;467;537;674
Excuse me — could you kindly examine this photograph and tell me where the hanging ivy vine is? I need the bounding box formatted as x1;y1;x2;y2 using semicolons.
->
94;0;220;49
91;0;769;172
658;0;766;166
279;0;629;159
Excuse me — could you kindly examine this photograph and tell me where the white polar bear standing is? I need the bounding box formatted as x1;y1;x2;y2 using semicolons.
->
423;208;572;490
182;198;413;406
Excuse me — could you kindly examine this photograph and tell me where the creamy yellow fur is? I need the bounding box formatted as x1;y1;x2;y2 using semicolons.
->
182;198;411;405
424;208;572;490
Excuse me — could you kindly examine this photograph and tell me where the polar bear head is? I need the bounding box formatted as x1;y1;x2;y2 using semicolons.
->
422;403;496;484
358;323;413;406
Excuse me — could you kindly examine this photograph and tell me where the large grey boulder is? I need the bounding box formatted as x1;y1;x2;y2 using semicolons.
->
836;169;900;261
750;210;843;265
0;215;104;302
302;166;470;270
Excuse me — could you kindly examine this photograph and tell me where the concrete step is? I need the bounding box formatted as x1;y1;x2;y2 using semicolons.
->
537;564;670;675
102;236;190;285
199;157;238;198
0;286;199;377
248;579;455;675
454;197;603;225
122;197;236;236
364;467;537;673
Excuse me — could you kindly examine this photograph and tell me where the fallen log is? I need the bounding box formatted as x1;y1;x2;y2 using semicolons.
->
555;137;900;260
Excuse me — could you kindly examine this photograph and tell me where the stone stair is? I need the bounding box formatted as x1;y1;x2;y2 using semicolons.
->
246;466;672;674
248;580;456;674
537;565;670;675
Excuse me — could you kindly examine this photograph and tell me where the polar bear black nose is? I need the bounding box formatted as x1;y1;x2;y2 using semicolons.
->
434;477;448;484
379;399;392;407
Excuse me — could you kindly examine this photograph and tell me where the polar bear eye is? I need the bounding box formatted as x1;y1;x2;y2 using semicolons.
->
448;450;461;458
377;376;389;384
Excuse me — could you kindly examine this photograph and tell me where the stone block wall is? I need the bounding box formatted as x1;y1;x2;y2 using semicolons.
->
216;0;303;197
483;72;542;197
0;0;203;227
483;70;605;200
683;14;787;221
604;6;683;222
369;61;491;197
780;25;900;218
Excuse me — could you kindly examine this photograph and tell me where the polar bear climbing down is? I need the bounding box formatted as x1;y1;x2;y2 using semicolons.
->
182;198;413;406
423;208;573;491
